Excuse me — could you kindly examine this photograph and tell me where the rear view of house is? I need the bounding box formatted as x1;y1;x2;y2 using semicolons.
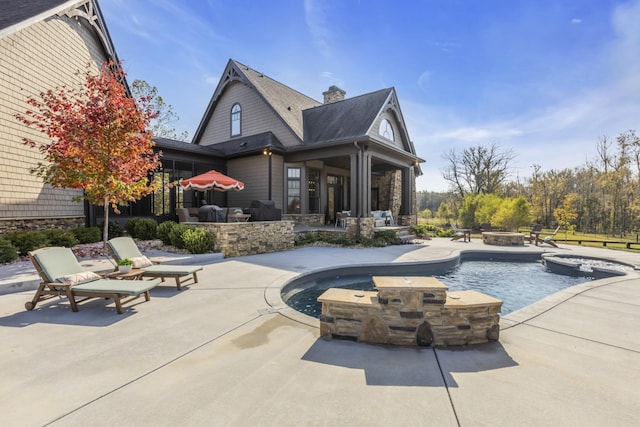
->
191;59;423;227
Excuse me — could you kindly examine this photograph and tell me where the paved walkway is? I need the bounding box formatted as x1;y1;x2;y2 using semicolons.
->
1;239;639;426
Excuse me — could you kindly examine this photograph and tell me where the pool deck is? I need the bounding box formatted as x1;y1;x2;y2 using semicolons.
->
1;238;640;426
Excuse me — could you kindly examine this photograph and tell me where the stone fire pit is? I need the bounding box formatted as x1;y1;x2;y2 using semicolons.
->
482;231;525;246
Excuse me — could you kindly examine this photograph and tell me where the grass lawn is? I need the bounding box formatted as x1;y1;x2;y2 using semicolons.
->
517;228;640;253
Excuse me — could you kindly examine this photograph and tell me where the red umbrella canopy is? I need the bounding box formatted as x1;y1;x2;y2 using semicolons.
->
179;170;245;192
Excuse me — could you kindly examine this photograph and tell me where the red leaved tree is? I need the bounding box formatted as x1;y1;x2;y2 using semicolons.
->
16;62;161;246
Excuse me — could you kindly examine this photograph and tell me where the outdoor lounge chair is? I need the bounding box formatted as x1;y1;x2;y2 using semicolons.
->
537;225;561;247
27;247;160;314
451;224;471;242
106;237;203;290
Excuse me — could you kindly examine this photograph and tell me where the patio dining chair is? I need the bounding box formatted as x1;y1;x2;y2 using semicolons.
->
527;224;543;244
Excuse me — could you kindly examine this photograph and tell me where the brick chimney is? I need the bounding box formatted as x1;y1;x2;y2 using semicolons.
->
323;85;346;104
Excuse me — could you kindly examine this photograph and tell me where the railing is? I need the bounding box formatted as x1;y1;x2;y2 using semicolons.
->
561;239;640;250
517;227;640;250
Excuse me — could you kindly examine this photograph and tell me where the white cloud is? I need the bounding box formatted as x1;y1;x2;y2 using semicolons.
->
609;0;640;95
417;70;432;95
434;127;523;142
319;71;344;88
304;0;333;57
571;18;582;24
204;74;219;85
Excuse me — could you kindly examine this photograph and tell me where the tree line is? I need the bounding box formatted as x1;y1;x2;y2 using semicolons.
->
418;131;640;236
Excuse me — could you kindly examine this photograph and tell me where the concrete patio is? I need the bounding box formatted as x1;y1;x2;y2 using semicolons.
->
1;238;639;426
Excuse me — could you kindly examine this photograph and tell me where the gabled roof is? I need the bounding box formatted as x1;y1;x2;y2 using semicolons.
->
193;59;321;144
193;59;420;162
303;88;393;144
0;0;119;62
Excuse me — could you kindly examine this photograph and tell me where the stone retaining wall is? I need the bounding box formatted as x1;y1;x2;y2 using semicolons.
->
281;214;325;227
0;217;84;233
318;276;502;347
196;221;294;257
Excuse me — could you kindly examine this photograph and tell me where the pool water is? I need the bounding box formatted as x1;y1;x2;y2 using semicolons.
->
286;260;593;318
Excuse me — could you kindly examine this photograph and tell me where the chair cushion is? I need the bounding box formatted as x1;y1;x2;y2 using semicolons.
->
56;271;101;285
142;265;203;276
32;247;85;282
74;278;161;295
131;256;153;268
108;237;145;260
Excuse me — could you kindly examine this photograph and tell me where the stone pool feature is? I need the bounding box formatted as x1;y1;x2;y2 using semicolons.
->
317;276;502;347
542;254;634;278
482;231;525;246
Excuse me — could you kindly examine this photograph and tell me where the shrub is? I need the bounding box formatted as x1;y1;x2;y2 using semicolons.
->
374;230;399;245
182;228;213;254
127;218;157;240
294;232;320;246
440;228;455;238
324;234;352;246
125;218;142;236
97;221;122;239
413;224;447;238
43;229;78;247
71;227;102;244
0;238;18;263
6;231;49;255
157;221;177;245
169;224;194;249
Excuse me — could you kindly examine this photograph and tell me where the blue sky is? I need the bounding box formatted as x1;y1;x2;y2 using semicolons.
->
100;0;640;192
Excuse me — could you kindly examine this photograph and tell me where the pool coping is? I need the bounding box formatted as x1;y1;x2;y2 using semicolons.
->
267;248;640;330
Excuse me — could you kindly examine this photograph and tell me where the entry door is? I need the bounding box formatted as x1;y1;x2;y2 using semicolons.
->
327;175;343;223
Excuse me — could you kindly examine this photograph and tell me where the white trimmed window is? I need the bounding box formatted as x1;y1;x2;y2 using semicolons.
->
379;118;394;141
231;103;241;136
287;167;301;213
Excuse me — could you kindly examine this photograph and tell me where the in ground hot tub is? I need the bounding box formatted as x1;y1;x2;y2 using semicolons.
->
482;232;525;246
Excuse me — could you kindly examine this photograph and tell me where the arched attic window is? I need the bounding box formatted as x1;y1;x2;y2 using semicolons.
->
379;118;394;141
231;103;241;137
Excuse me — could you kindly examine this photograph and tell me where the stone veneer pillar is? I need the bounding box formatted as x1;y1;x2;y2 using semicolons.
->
318;276;502;347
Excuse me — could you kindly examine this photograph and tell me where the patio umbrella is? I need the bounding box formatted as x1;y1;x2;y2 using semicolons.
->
179;170;245;192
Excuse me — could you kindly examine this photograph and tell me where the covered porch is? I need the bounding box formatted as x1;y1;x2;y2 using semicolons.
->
285;140;421;229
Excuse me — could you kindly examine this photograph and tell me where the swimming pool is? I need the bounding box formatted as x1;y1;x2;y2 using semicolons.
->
284;257;598;318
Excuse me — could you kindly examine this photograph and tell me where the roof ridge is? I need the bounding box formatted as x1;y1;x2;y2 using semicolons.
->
231;59;321;105
304;87;393;111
